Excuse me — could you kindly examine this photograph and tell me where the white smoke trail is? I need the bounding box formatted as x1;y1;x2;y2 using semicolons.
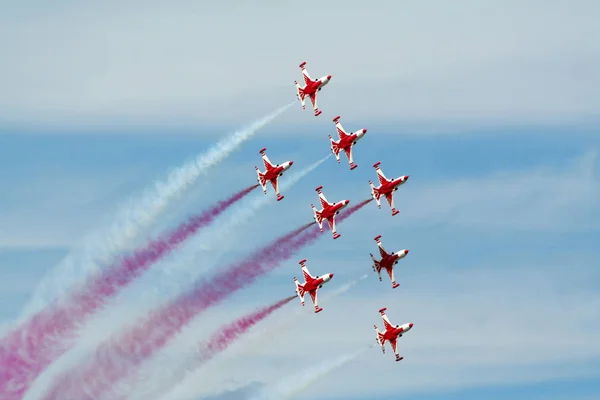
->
130;154;332;304
91;157;330;400
157;274;368;400
238;273;369;353
251;346;372;400
16;102;295;322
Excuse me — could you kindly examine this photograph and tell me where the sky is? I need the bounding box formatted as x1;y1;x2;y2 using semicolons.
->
1;1;600;400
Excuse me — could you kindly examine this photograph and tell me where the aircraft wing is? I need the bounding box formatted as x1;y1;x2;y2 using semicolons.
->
377;242;389;258
333;116;349;140
326;215;336;234
299;62;312;85
317;188;332;209
261;152;275;170
389;337;399;357
374;235;389;258
385;192;395;210
270;176;280;195
375;163;391;185
343;146;354;165
380;310;395;331
385;265;396;283
309;92;318;113
300;261;315;282
309;288;319;308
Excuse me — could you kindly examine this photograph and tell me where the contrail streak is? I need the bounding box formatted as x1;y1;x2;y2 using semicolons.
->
252;346;372;400
0;185;258;400
201;154;331;262
28;156;326;399
159;274;369;400
125;155;332;320
103;296;296;400
39;201;371;400
16;102;295;322
242;273;370;356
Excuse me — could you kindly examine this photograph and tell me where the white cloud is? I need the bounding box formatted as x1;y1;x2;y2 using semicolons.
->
0;169;145;249
1;0;598;130
157;261;600;400
396;149;600;232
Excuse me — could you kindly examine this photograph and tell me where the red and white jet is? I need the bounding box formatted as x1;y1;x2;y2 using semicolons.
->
369;161;409;216
370;235;409;289
294;61;332;117
255;148;294;201
374;308;414;362
311;185;350;240
293;258;334;313
329;116;367;170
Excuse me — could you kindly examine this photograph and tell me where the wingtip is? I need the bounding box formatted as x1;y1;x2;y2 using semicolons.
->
373;161;381;168
299;259;307;265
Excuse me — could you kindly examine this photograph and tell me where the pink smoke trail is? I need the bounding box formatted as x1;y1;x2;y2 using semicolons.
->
199;296;295;362
106;296;297;400
41;199;372;400
0;184;259;400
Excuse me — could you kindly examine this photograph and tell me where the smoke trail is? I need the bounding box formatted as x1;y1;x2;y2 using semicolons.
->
242;273;370;355
200;155;331;263
159;274;370;400
18;102;295;322
0;185;258;400
253;346;371;400
106;296;296;400
125;155;331;322
195;296;295;364
102;159;331;400
40;201;371;400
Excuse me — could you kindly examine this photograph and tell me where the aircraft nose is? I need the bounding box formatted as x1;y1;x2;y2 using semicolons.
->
404;250;409;255
403;175;409;181
329;273;334;278
327;75;332;80
409;323;414;328
289;161;294;166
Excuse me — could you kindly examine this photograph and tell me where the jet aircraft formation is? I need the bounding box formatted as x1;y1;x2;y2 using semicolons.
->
255;61;414;362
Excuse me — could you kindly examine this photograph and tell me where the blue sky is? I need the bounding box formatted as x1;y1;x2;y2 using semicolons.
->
2;1;600;400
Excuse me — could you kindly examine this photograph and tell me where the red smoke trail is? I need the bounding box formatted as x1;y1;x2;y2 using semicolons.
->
0;184;258;400
199;296;295;362
41;199;371;400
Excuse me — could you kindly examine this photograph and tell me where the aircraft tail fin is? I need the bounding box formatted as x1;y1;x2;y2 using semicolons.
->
369;181;381;207
255;167;267;194
370;254;383;281
311;204;324;230
294;277;306;306
328;135;342;162
374;325;385;350
294;81;306;108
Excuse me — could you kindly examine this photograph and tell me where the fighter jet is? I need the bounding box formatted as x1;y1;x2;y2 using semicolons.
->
369;161;409;216
370;235;409;289
374;308;414;362
293;259;334;313
294;61;332;116
255;148;294;201
329;115;367;170
311;185;350;239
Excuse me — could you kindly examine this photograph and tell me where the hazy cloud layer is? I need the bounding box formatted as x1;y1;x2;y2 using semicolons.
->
1;0;599;130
